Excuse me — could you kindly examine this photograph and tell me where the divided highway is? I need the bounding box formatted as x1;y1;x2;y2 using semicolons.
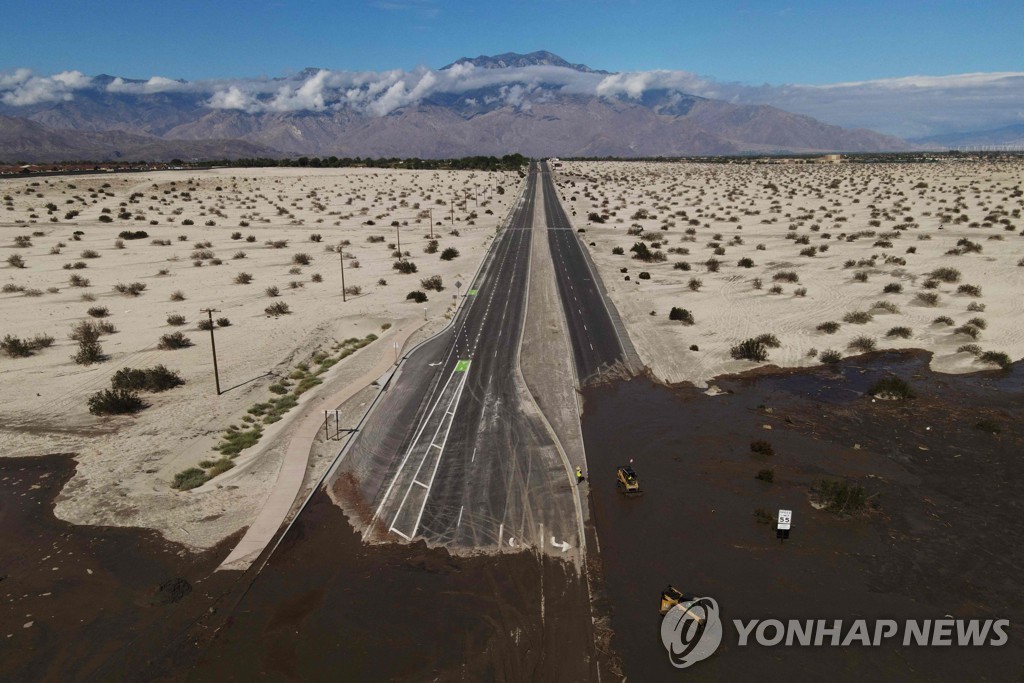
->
541;161;634;380
335;163;580;554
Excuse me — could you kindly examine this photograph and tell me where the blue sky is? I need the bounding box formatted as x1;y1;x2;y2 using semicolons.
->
1;0;1021;84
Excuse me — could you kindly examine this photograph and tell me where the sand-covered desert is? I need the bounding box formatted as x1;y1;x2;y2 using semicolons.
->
556;158;1024;386
0;167;521;547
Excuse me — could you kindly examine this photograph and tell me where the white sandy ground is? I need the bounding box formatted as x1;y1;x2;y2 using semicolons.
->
555;159;1024;387
0;167;521;549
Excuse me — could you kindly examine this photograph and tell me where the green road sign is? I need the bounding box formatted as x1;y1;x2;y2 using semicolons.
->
468;289;478;295
455;360;471;372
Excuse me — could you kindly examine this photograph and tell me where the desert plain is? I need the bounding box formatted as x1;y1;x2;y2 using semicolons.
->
0;166;521;548
556;158;1024;386
2;157;1022;554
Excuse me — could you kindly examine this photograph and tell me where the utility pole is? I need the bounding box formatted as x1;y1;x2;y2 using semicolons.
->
428;208;434;239
395;222;402;261
200;308;221;395
339;249;346;302
474;184;479;207
450;196;455;226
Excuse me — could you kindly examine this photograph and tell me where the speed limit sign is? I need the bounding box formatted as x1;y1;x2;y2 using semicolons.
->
777;509;792;530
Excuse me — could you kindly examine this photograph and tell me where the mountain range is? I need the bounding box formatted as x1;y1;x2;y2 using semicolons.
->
0;51;912;162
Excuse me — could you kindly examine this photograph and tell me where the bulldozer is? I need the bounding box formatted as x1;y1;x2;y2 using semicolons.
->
616;465;641;496
660;585;696;616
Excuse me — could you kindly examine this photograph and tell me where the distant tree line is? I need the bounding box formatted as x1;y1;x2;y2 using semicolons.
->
181;153;529;172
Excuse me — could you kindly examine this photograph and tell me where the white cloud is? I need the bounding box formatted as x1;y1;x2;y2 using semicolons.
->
2;63;1023;138
0;69;92;106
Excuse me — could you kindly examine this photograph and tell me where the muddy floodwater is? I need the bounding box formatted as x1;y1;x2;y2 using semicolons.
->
583;350;1023;682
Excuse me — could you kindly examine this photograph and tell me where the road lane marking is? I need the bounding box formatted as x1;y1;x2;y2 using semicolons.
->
456;505;464;528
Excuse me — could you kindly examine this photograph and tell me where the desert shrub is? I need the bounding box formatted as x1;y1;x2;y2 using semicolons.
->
424;239;439;254
816;321;840;334
421;275;444;291
87;388;148;415
231;231;242;240
1;335;33;358
393;260;418;273
406;290;428;303
311;273;323;283
819;349;842;364
344;285;362;296
932;316;953;326
915;292;940;307
234;272;253;284
674;261;691;271
217;317;231;327
731;338;768;362
754;333;781;348
751;277;762;289
773;270;799;283
814;479;869;514
69;320;103;342
638;271;651;280
843;310;872;324
886;326;912;339
975;419;1001;434
755;469;775;483
848;335;877;352
853;271;869;282
978;351;1012;369
266;240;288;249
966;317;986;330
292;252;312;265
118;230;148;240
704;258;720;272
669;307;694;325
170;290;186;301
245;235;256;242
930;267;961;283
197;318;214;331
265;285;280;297
113;282;146;296
172;468;209;491
111;365;184;392
612;246;624;255
750;440;774;456
967;302;985;312
81;249;99;258
309;233;322;243
265;301;291;316
182;219;194;226
954;324;981;340
157;332;193;350
167;314;186;326
869;375;914;399
440;247;460;260
956;284;982;297
957;344;982;355
872;300;900;314
68;274;90;287
883;282;903;294
687;278;703;291
87;306;109;318
794;287;808;297
6;254;25;268
98;214;113;223
72;339;104;365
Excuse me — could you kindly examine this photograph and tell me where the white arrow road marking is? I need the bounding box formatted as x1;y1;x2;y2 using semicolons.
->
550;537;570;553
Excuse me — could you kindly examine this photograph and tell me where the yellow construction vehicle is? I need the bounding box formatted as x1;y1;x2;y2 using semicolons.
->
660;585;696;616
616;465;641;496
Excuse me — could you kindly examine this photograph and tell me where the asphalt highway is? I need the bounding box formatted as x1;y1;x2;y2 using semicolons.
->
335;163;580;554
541;162;630;381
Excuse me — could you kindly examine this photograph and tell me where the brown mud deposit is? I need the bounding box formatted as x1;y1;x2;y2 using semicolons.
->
174;489;598;681
0;454;239;682
583;350;1023;681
